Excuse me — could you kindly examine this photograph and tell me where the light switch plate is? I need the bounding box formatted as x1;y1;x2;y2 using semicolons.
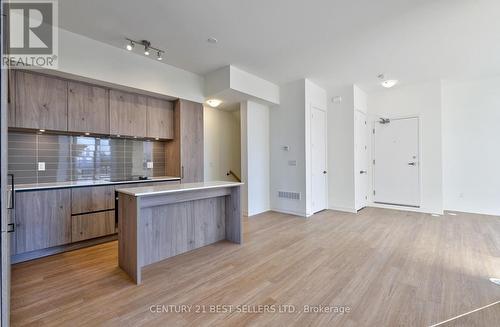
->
288;160;297;166
147;161;154;169
38;162;46;171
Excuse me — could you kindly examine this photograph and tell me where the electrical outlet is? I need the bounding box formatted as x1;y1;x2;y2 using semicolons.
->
38;162;45;171
146;161;154;169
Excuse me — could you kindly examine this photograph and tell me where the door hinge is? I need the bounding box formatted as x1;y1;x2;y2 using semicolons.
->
372;128;376;134
373;159;376;165
373;190;376;196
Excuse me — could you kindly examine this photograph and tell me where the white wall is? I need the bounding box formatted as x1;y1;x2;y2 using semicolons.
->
56;28;205;102
270;80;307;216
442;76;500;216
204;106;241;182
328;86;356;212
368;81;443;214
241;101;270;216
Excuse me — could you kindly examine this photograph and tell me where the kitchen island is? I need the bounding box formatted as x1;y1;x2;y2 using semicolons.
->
116;181;243;284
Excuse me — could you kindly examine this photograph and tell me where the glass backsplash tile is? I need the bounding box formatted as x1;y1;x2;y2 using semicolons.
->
8;132;167;184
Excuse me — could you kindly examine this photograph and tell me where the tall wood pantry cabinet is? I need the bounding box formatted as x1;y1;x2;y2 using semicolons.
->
166;99;204;183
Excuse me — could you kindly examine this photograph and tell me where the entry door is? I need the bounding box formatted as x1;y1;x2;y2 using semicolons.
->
354;111;368;210
311;106;327;213
373;117;420;207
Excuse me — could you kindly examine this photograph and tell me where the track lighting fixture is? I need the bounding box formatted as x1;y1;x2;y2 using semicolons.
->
125;38;165;61
126;40;134;51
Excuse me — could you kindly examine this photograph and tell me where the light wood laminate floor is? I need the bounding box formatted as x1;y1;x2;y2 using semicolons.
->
11;208;500;326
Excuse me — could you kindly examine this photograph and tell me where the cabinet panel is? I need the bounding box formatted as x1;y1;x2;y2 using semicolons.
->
15;71;68;131
68;82;109;134
8;69;15;127
71;185;115;215
109;90;147;137
147;98;174;139
71;211;116;242
179;100;204;183
15;189;71;253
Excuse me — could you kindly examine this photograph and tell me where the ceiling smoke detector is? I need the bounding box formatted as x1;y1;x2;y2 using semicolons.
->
207;37;218;44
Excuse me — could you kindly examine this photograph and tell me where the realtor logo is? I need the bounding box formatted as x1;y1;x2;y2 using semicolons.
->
2;0;58;68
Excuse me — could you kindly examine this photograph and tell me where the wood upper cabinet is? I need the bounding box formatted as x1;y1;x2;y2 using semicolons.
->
68;82;109;134
146;98;174;139
15;71;68;131
14;189;71;254
109;90;147;137
166;100;204;183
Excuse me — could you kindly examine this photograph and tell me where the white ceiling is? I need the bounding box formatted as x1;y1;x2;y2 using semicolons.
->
59;0;500;91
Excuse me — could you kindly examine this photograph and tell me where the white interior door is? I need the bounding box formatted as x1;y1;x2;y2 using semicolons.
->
355;111;369;210
373;117;420;207
311;106;327;213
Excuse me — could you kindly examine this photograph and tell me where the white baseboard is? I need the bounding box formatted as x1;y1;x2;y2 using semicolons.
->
328;206;357;214
369;202;443;215
270;208;308;218
444;208;500;217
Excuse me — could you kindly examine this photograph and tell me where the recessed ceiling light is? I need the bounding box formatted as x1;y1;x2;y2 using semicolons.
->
39;129;45;132
207;37;218;44
84;132;90;136
206;99;222;108
381;80;399;88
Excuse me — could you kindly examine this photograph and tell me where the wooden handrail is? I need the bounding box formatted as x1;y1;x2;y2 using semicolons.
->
226;170;242;182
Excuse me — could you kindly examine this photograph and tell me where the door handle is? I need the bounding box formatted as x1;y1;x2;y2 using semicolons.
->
408;162;417;166
8;173;14;209
323;171;327;174
359;170;367;174
7;174;16;233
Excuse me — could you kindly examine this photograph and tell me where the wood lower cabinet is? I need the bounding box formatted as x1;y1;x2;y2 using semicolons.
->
71;185;115;215
166;100;204;183
147;97;174;140
71;211;115;242
15;189;71;254
15;71;68;131
109;90;148;137
68;82;109;134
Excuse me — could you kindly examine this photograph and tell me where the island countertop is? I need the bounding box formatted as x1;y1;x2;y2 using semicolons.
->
115;181;243;197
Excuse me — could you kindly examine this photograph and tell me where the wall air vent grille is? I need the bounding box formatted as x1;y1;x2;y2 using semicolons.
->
278;191;301;200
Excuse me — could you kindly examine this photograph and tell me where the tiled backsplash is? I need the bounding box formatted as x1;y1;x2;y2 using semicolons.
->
8;132;167;184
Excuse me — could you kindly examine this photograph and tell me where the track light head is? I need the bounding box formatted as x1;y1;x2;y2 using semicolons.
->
126;40;134;51
157;51;163;61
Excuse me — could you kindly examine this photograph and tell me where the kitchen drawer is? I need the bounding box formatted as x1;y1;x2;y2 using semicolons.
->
71;211;116;242
71;185;115;214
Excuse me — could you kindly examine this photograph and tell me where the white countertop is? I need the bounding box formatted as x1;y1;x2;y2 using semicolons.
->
15;176;181;191
116;181;243;197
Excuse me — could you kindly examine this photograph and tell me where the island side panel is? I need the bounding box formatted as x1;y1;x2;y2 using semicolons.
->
118;193;141;284
192;197;226;248
140;202;194;267
225;186;242;244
